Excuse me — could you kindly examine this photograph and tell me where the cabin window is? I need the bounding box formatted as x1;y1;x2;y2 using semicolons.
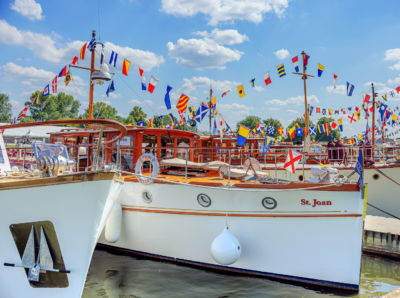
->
160;134;174;160
112;135;134;170
142;134;158;167
177;137;190;159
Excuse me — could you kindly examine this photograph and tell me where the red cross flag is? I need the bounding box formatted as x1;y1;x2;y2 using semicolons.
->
283;149;303;174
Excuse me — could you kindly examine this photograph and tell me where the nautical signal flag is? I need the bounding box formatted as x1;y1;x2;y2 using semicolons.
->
262;137;273;157
165;85;172;110
139;121;144;126
316;107;321;113
263;72;271;86
289;126;296;138
304;54;310;66
177;94;190;113
363;92;370;104
355;110;361;120
292;56;299;72
331;121;337;129
58;66;67;77
283;149;303;174
338;118;343;131
149;119;153;128
148;76;159;93
296;128;303;136
122;59;131;76
347;82;354;96
318;124;326;134
250;78;255;88
278;127;283;134
189;106;195;119
72;55;79;65
80;42;87;59
325;123;330;136
318;63;325;77
168;113;174;122
106;79;115;97
52;76;57;94
333;73;339;89
222;90;230;97
139;68;146;90
109;51;118;67
277;64;286;77
237;85;245;98
382;94;387;101
328;109;332;115
309;126;316;135
31;94;39;105
42;84;50;96
237;125;251;146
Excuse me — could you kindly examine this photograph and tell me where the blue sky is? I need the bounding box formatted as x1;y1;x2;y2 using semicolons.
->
1;0;400;137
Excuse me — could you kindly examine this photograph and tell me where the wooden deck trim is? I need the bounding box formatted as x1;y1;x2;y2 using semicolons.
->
122;207;362;218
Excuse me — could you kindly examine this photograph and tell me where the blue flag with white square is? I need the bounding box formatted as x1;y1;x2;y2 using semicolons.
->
296;128;303;136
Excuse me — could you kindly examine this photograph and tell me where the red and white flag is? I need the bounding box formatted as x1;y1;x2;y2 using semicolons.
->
283;149;303;174
363;92;371;105
325;123;330;136
219;113;227;142
178;110;184;125
222;90;230;97
331;121;337;129
292;56;299;72
148;76;159;93
72;55;79;65
52;76;57;94
262;71;271;86
333;73;338;89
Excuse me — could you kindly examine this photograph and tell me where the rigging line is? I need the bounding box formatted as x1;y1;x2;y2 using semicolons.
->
68;66;80;101
97;0;101;40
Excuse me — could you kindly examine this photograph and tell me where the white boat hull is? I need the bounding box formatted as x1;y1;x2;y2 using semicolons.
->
267;165;399;218
0;176;123;298
98;181;364;290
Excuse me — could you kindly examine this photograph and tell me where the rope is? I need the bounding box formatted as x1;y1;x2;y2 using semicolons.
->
367;203;400;220
370;165;400;187
117;170;339;192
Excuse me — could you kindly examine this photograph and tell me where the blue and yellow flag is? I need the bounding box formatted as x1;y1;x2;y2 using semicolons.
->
338;118;343;132
237;125;250;146
31;94;39;105
168;113;174;122
318;63;325;77
262;137;273;157
277;64;286;77
318;124;326;133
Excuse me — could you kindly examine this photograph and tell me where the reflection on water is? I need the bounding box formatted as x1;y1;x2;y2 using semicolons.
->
83;248;400;298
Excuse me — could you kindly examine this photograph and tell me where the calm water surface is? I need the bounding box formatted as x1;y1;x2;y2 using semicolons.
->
83;248;400;298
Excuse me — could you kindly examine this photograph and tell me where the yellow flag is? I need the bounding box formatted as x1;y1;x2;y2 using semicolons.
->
355;111;361;120
215;110;219;116
237;85;245;98
212;97;217;105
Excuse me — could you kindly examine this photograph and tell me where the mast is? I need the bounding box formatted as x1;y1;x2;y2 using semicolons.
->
372;83;375;146
88;30;96;127
293;51;314;152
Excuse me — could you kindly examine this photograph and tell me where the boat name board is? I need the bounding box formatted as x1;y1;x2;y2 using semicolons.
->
301;199;332;207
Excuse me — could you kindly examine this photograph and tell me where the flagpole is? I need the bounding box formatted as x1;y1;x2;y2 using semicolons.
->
372;83;375;146
88;30;96;128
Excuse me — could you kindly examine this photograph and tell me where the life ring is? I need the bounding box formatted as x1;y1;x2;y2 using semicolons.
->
135;153;159;185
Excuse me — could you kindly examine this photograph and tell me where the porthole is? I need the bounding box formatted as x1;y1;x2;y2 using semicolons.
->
197;194;211;207
373;174;380;180
262;197;277;210
142;190;153;204
298;175;304;182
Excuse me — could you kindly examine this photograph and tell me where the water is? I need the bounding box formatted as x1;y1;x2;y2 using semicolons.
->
83;248;400;298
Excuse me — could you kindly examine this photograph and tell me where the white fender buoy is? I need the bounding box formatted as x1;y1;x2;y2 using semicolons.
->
105;201;122;243
210;226;241;265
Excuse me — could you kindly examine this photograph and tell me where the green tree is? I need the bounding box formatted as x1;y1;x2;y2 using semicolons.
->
19;116;35;123
236;116;261;131
262;117;283;139
25;91;80;121
0;93;12;123
315;117;341;142
81;102;119;120
129;106;147;124
284;118;316;142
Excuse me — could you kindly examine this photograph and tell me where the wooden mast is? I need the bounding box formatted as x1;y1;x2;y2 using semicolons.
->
293;51;314;152
372;83;375;146
88;30;96;128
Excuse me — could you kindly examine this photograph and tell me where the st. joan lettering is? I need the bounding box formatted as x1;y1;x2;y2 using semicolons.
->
301;199;332;207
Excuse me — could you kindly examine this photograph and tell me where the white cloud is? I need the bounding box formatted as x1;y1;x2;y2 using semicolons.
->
161;0;290;26
2;62;87;96
10;100;22;113
264;95;319;106
387;75;400;85
178;76;240;94
384;48;400;70
254;85;265;92
10;0;43;21
286;109;299;115
274;48;290;60
104;42;165;72
107;93;121;99
158;104;177;110
268;108;279;111
192;29;249;45
326;85;347;95
129;99;154;105
364;81;385;87
20;90;34;98
219;103;253;116
167;37;243;70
